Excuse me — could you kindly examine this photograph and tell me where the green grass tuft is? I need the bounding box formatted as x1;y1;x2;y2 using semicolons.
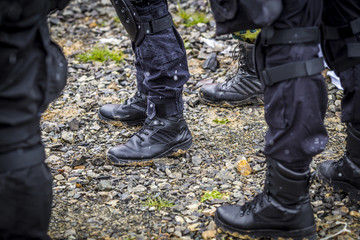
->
201;190;228;202
212;118;230;124
144;197;175;210
176;3;209;27
75;45;125;63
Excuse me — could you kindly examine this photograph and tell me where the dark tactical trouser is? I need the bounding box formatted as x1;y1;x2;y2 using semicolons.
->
131;0;190;118
322;0;360;125
0;0;67;239
0;163;52;240
258;0;360;170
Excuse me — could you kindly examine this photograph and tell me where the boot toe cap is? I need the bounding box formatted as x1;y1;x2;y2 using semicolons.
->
215;205;242;227
199;83;221;101
99;104;117;119
317;160;335;180
107;145;144;165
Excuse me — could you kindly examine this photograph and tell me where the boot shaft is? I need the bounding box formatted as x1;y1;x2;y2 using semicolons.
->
266;158;312;206
244;42;255;74
347;123;360;163
214;157;316;239
236;42;255;74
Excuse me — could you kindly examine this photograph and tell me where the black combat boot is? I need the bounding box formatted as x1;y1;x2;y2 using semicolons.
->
98;91;147;125
199;42;263;107
317;123;360;201
107;113;192;166
215;158;316;240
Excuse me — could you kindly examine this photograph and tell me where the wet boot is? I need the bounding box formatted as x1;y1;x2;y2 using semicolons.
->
215;157;316;240
317;123;360;201
107;113;192;166
199;42;263;107
98;91;147;125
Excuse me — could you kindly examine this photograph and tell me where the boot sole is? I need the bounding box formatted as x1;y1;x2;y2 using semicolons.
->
107;137;193;167
316;171;360;201
198;93;264;108
98;112;146;126
214;212;317;240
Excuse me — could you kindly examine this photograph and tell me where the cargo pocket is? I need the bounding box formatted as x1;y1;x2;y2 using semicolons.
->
137;27;183;68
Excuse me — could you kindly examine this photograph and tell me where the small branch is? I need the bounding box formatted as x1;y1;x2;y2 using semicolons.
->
320;221;352;240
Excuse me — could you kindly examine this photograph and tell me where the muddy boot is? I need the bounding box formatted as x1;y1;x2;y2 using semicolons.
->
317;123;360;201
215;157;316;240
198;42;263;107
98;91;147;126
107;113;192;166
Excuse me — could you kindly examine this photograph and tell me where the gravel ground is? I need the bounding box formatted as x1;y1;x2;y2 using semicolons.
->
43;1;360;239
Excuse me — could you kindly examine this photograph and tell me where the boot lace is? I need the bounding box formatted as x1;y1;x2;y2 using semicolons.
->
332;156;345;168
134;119;164;142
223;42;246;88
123;91;143;107
240;168;272;216
240;191;269;216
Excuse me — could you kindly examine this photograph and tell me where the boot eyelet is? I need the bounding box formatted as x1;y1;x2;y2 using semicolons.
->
246;211;250;215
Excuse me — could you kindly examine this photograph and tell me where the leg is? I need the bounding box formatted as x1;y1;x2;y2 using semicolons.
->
0;158;52;240
101;0;192;166
317;0;360;201
0;1;68;238
214;1;327;238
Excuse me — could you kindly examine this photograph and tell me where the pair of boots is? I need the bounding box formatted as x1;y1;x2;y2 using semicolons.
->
99;92;192;166
216;124;360;239
199;41;263;107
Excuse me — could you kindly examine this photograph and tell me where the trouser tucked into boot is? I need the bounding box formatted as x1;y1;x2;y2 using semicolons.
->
215;157;316;240
101;0;190;124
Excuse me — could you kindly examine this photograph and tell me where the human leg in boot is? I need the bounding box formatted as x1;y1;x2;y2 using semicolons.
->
199;40;263;107
318;124;360;201
210;0;327;238
317;0;360;201
215;158;317;240
106;0;192;166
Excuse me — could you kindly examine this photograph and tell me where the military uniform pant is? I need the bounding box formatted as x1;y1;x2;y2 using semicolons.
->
258;0;328;170
322;0;360;125
0;0;64;239
131;0;190;118
0;161;52;240
260;0;360;170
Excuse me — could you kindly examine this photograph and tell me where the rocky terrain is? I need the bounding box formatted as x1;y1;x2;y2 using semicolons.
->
43;1;359;239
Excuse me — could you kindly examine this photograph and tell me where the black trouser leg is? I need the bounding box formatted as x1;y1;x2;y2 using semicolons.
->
0;161;52;240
